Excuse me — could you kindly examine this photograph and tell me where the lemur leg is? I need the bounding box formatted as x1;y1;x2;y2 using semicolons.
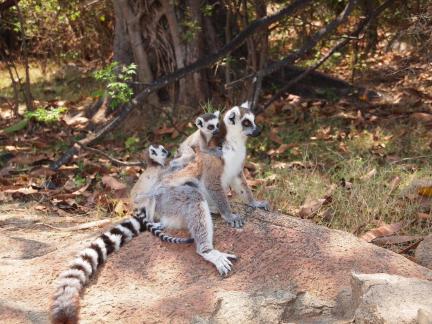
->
205;184;244;228
201;156;244;228
188;200;237;276
231;172;270;211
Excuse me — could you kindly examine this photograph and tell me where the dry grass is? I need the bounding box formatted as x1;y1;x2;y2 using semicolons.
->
249;106;432;237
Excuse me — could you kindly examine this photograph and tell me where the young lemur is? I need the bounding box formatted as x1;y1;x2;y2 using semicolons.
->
169;111;220;170
130;144;193;243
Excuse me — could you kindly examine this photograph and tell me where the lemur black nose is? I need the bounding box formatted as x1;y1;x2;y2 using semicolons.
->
213;129;220;135
249;125;262;137
166;151;171;157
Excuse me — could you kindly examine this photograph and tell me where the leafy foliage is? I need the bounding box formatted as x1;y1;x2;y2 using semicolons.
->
94;62;137;108
25;106;67;123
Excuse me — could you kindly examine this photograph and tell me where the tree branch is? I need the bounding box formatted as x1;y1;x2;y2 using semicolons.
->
255;0;394;114
51;0;313;170
0;0;20;11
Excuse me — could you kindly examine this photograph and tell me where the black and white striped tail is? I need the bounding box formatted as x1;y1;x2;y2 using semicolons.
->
146;223;194;244
50;208;192;324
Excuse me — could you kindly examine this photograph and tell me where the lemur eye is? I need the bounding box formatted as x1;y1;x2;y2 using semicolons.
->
151;149;157;155
242;119;252;127
162;149;167;154
208;125;215;130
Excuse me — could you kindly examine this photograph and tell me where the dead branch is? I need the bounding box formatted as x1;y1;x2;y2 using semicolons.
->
77;143;145;167
255;0;394;113
36;219;111;232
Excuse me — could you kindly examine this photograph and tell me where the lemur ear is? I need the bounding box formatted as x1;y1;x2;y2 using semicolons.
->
213;111;220;118
240;101;250;109
149;145;157;155
228;111;236;125
195;117;204;128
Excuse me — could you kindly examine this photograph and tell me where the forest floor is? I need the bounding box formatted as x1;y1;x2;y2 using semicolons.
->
1;49;432;266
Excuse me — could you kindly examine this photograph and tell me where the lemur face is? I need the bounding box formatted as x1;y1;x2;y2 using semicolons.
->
149;144;170;166
195;111;220;136
224;102;262;138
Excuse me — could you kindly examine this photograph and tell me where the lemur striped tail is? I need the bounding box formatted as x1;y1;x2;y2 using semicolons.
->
50;208;192;324
147;225;194;244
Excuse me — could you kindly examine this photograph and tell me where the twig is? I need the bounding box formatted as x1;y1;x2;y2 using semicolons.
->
78;143;145;167
389;155;432;165
16;1;33;111
35;219;111;232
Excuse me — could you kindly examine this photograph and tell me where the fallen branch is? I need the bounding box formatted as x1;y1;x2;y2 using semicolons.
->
35;219;111;232
78;143;145;167
254;0;394;113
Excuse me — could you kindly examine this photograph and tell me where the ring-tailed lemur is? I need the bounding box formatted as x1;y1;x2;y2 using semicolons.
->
50;208;192;324
50;105;268;323
218;102;269;212
169;111;220;170
130;144;170;223
156;103;269;230
51;149;237;323
130;144;193;243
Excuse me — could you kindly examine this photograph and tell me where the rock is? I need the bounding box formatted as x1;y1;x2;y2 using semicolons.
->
351;272;432;324
418;308;432;324
416;234;432;270
1;207;432;323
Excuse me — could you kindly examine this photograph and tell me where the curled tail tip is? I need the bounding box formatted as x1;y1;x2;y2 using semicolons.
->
50;296;80;324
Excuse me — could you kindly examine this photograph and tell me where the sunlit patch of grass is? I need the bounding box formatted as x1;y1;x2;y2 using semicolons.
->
0;61;100;105
249;108;432;237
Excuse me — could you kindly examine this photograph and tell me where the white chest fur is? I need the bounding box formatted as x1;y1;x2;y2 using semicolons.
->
221;138;246;189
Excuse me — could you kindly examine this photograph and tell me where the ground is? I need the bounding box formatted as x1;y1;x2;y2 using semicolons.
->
1;203;431;323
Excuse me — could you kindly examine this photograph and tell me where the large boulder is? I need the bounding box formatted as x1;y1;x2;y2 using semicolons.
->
351;272;432;323
0;206;431;323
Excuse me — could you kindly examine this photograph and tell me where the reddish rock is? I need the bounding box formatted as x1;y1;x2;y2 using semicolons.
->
0;207;431;323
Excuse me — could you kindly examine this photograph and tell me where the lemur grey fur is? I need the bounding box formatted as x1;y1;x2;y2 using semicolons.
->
50;208;192;324
169;111;220;170
130;144;169;221
130;144;194;244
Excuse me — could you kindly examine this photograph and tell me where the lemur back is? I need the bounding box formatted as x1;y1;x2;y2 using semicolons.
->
130;144;169;217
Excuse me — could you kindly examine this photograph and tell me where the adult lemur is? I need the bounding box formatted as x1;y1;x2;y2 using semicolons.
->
50;104;268;324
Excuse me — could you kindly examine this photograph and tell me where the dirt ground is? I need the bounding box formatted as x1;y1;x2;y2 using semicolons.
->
1;202;431;324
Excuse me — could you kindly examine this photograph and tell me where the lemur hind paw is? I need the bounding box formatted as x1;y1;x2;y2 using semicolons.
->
202;250;237;276
250;200;270;211
226;214;244;228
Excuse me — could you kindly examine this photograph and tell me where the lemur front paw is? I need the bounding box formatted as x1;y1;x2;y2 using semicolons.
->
225;214;244;228
250;200;270;211
202;250;237;276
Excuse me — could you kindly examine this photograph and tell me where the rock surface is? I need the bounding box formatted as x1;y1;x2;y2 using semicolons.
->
416;234;432;270
351;272;432;323
1;205;432;323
